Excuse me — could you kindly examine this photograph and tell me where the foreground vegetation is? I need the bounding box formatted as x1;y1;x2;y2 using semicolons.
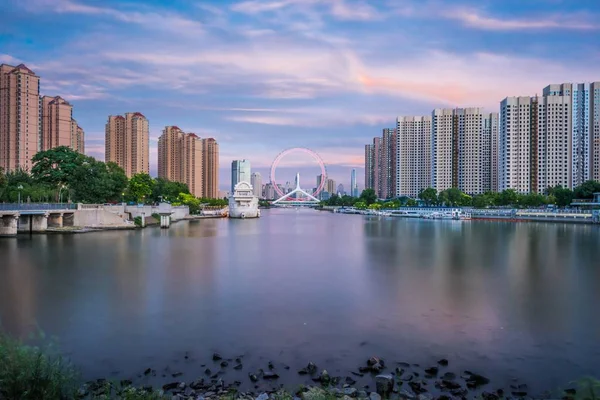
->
321;181;600;209
1;332;599;400
0;147;227;212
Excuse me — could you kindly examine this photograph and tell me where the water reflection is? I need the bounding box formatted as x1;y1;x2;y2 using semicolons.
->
0;212;599;393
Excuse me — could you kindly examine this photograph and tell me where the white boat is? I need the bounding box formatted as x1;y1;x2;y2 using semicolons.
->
228;181;260;219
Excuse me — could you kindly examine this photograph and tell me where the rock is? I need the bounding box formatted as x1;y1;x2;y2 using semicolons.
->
345;377;357;385
263;371;280;380
163;382;180;391
424;367;438;376
437;359;449;366
408;381;427;395
212;353;222;361
172;372;183;377
205;368;212;375
220;361;229;368
398;362;410;368
235;358;242;363
204;392;216;397
329;388;343;397
249;374;259;382
190;379;204;390
284;365;290;370
368;357;383;366
398;389;416;399
352;372;365;377
344;388;358;397
565;388;577;395
210;373;219;379
481;392;500;400
319;370;331;385
439;380;461;390
375;375;394;397
371;363;384;373
441;372;455;380
234;364;243;370
416;395;433;400
256;393;269;400
359;367;372;373
395;368;404;376
144;368;155;376
464;372;490;388
369;392;382;400
511;391;528;397
401;374;413;382
307;362;318;374
268;361;275;370
178;382;187;390
332;376;341;386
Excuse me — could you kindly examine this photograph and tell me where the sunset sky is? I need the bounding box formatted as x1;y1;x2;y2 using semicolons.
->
1;0;599;190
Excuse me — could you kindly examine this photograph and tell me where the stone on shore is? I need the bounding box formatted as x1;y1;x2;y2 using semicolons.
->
369;392;381;400
212;353;222;361
256;393;269;400
234;364;243;370
437;359;449;366
375;375;393;397
263;371;280;380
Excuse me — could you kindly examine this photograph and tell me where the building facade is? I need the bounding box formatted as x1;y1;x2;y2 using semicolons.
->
350;168;358;197
202;138;220;199
251;172;262;198
364;144;374;191
396;116;432;198
0;64;41;172
157;126;203;197
381;128;396;199
326;178;336;195
105;112;149;177
231;159;251;193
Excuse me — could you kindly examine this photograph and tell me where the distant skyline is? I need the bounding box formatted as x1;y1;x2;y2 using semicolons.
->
2;0;599;190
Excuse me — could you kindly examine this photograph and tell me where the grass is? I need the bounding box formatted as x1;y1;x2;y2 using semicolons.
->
570;377;600;400
0;332;79;400
133;216;143;227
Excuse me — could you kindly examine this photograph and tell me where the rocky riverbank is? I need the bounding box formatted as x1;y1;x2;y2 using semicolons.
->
76;354;583;400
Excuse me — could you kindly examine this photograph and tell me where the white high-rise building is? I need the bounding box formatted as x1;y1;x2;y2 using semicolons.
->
430;108;496;195
250;172;262;198
231;159;251;193
350;168;358;197
500;93;572;193
543;82;600;186
396;116;432;198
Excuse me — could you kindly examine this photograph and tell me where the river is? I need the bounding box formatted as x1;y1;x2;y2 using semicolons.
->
1;208;599;394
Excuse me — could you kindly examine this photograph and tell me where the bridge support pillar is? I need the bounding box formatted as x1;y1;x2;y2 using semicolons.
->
17;215;30;232
31;213;49;232
159;213;171;229
0;214;19;237
48;213;64;228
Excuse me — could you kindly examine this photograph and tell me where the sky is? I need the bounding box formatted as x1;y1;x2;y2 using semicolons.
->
1;0;599;191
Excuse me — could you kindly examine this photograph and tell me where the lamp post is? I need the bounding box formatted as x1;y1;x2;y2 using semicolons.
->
17;184;23;205
59;184;66;203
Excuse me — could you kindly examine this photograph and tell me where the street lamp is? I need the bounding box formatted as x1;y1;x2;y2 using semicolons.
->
59;184;66;203
17;184;23;205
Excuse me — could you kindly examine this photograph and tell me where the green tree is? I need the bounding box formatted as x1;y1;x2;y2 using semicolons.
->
520;192;548;208
340;195;356;207
69;159;128;203
31;146;85;188
368;203;382;210
127;173;154;203
548;185;574;207
472;192;497;208
354;201;367;209
359;188;377;205
174;193;201;214
406;198;418;207
574;180;600;199
418;187;438;206
0;167;7;200
151;178;190;203
497;189;519;206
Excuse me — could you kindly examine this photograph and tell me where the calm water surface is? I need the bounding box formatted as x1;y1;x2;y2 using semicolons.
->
1;209;599;393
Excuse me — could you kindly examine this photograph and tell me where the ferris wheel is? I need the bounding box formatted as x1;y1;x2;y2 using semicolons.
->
270;147;327;200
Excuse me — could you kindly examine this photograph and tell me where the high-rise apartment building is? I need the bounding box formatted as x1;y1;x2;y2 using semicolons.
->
157;126;203;197
202;138;220;199
543;82;600;186
264;182;275;200
372;137;381;197
251;172;262;198
0;64;41;172
396;116;432;198
381;128;396;199
105;112;149;177
431;108;496;195
350;168;358;197
500;94;572;193
364;144;374;191
326;178;336;195
40;95;84;153
231;159;251;193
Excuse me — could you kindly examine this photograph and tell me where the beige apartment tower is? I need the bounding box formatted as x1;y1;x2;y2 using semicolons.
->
202;138;220;199
158;126;219;198
40;95;85;154
396;116;432;198
0;64;41;172
157;126;203;197
105;112;149;177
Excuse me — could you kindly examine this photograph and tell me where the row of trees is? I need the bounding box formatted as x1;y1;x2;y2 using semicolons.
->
320;181;600;209
0;147;228;211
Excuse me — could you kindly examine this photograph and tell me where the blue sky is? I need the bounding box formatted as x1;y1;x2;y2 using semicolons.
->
1;0;599;190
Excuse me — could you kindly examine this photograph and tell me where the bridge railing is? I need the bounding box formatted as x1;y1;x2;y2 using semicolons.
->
0;203;77;211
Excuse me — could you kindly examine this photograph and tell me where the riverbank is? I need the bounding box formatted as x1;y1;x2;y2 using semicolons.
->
1;333;597;400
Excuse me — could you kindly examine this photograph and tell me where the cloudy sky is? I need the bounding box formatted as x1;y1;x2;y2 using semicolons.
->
1;0;599;190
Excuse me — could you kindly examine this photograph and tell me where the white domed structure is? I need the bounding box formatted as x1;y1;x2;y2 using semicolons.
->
228;181;260;219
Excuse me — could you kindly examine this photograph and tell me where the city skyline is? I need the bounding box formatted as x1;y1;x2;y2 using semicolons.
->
2;0;598;189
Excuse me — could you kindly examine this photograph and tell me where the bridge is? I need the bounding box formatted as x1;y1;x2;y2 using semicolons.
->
0;203;77;236
272;173;321;207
